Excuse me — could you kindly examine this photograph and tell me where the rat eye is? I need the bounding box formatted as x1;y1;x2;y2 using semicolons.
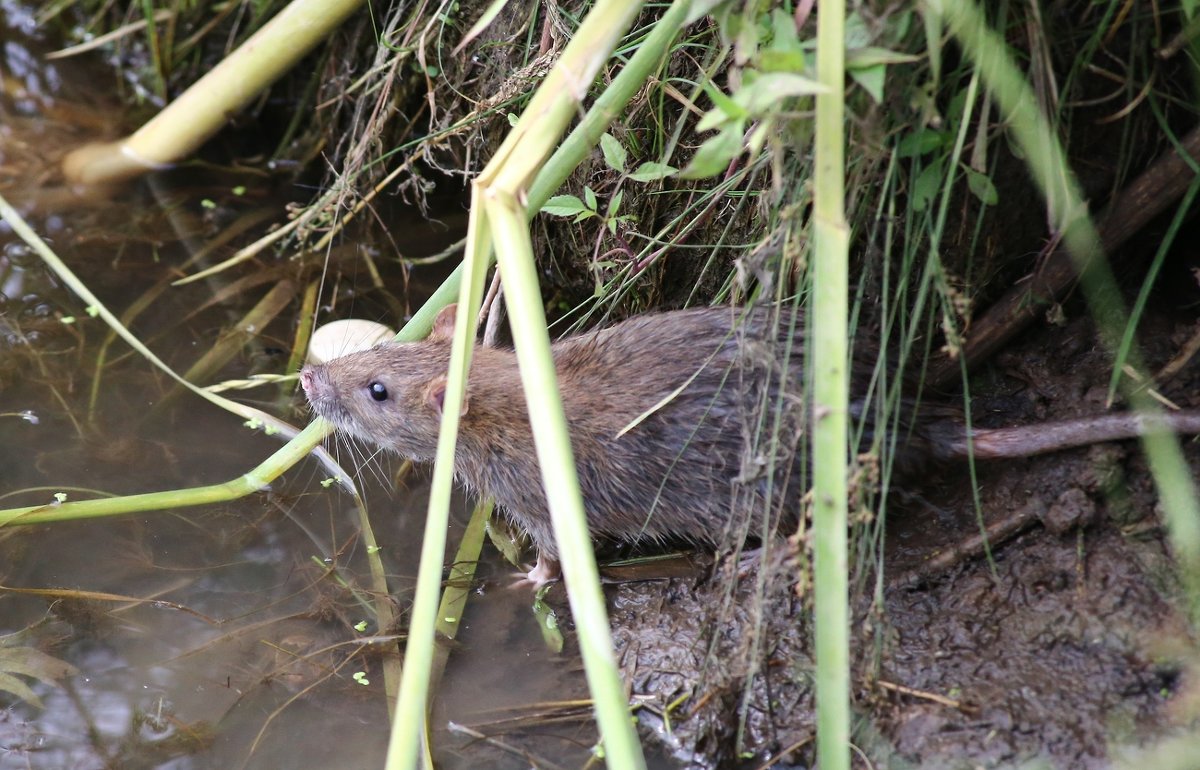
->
367;382;389;402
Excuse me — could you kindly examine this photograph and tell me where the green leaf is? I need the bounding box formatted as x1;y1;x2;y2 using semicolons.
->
532;587;564;652
964;166;999;205
484;518;524;566
735;72;827;115
0;643;78;709
769;7;803;53
540;195;589;217
680;124;744;179
759;8;805;72
758;48;807;73
923;12;943;82
600;133;626;174
701;78;747;123
684;0;730;26
584;186;598;212
747;121;769;157
844;11;872;49
607;189;624;217
846;46;921;69
711;1;739;42
849;64;886;104
910;158;945;212
734;6;760;64
0;646;76;681
896;129;947;158
628;162;678;182
697;106;732;134
0;671;42;709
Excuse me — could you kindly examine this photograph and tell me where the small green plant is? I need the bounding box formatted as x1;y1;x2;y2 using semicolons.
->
541;184;634;233
681;8;918;180
896;126;998;211
540;132;667;233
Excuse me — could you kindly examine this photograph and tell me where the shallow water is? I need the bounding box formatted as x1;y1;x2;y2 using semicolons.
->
0;15;602;769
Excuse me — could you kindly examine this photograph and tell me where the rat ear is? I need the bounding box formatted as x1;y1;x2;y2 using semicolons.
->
424;375;470;416
428;304;458;343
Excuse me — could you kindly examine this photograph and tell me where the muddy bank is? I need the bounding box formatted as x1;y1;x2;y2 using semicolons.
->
595;310;1199;769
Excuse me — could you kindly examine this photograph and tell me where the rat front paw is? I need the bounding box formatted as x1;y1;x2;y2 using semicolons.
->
510;552;562;589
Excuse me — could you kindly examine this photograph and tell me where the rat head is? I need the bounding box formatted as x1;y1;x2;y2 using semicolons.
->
300;304;467;459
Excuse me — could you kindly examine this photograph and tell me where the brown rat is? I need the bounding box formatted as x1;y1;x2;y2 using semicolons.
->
300;304;1200;584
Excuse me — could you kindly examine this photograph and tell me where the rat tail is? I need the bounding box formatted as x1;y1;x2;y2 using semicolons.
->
933;410;1200;460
